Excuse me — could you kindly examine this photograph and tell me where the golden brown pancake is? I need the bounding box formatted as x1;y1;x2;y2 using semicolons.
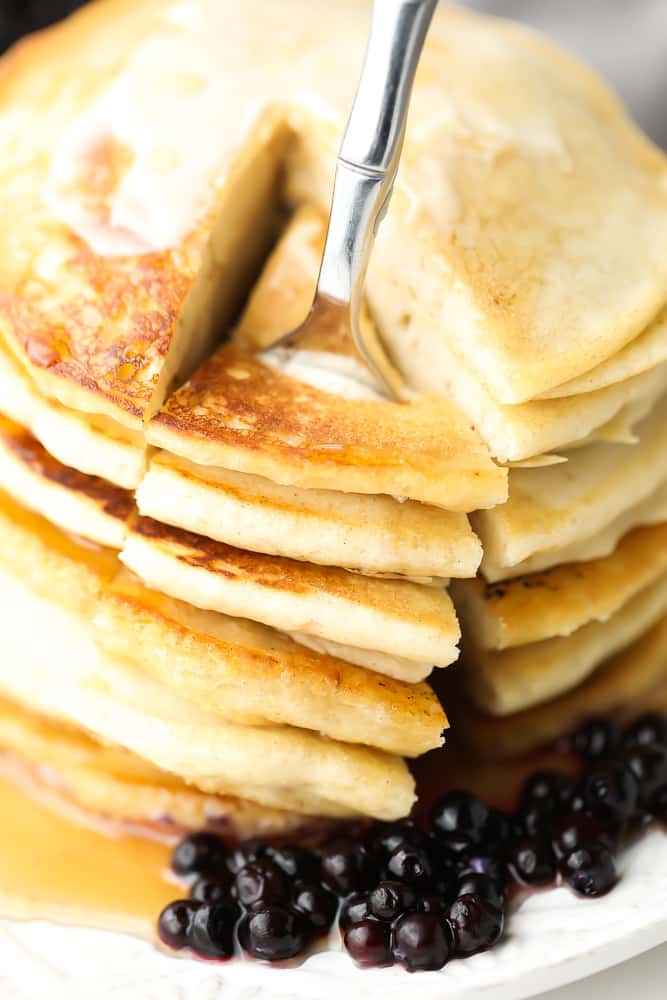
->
122;514;460;676
0;413;132;548
137;451;481;579
0;486;447;758
451;613;667;760
0;696;322;840
452;521;667;650
462;569;667;715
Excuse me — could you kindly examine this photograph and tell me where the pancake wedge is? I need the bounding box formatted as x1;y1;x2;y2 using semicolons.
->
0;552;415;820
452;521;667;650
0;415;132;549
452;614;667;761
0;697;319;840
96;570;447;757
147;207;505;512
463;569;667;715
0;339;146;489
475;392;667;580
137;451;481;579
122;515;459;675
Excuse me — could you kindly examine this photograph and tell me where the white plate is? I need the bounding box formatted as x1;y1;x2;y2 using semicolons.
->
2;827;667;1000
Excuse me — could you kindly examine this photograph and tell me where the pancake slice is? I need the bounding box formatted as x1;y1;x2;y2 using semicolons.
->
122;514;459;674
537;306;667;399
463;569;667;715
147;208;506;512
452;613;667;761
0;530;415;820
0;483;447;757
0;414;132;549
96;570;447;758
475;392;667;580
0;697;321;840
137;451;482;579
452;521;667;650
0;340;146;489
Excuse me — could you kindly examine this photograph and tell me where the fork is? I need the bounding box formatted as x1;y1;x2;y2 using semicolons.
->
268;0;438;401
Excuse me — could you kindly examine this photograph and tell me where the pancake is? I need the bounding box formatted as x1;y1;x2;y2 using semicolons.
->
452;521;667;650
475;392;667;580
537;305;667;399
452;613;667;761
0;414;132;549
137;451;481;579
0;543;415;820
487;480;667;580
0;697;320;840
0;339;146;489
463;569;667;715
146;207;506;513
0;484;447;757
96;570;447;758
122;515;459;676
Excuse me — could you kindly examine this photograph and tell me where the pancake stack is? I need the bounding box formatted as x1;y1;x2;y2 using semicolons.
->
0;0;666;840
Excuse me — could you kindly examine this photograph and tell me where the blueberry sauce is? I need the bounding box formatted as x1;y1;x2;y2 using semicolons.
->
157;711;667;972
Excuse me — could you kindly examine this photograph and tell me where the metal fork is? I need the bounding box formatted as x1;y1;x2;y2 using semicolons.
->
268;0;438;401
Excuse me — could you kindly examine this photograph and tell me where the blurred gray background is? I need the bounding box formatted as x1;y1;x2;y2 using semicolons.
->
2;1;666;147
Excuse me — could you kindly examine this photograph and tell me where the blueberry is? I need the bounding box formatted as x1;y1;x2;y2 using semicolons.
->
392;912;451;971
291;882;338;932
320;838;377;894
520;772;573;815
385;843;433;886
457;854;507;891
238;906;306;961
430;790;491;846
171;833;227;878
368;881;417;921
267;845;319;881
572;719;621;760
235;861;288;911
417;894;449;917
551;813;615;861
157;899;200;950
578;760;639;826
339;891;371;930
190;903;238;959
560;846;617;898
624;713;667;750
190;873;234;904
448;893;504;956
625;745;667;808
456;873;504;910
508;839;555;886
368;820;427;858
344;919;392;968
226;840;267;875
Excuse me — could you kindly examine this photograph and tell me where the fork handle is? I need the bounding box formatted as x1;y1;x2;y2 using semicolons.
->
316;0;437;308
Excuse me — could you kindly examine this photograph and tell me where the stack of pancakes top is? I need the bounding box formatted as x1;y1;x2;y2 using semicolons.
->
0;0;665;837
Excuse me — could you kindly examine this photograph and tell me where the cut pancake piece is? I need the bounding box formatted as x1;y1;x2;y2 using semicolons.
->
463;569;667;715
0;0;289;428
0;697;320;841
96;570;448;757
0;415;132;549
0;556;415;820
285;633;431;684
0;340;146;489
147;207;505;512
137;451;482;579
537;306;667;399
122;515;459;675
452;521;667;650
475;392;667;580
487;480;667;580
452;613;667;761
0;486;447;756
